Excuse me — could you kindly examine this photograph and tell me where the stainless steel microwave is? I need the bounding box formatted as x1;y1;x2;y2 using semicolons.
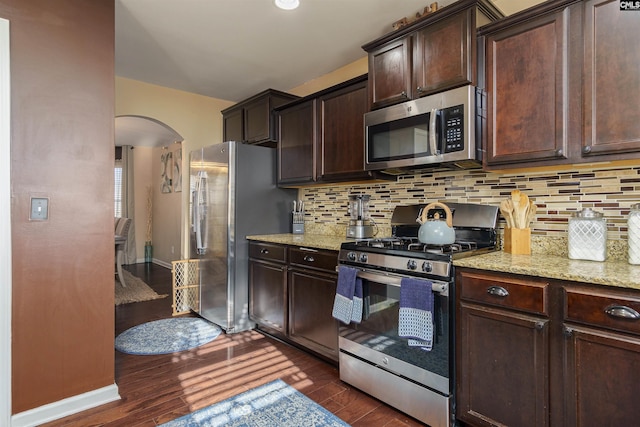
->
364;85;483;172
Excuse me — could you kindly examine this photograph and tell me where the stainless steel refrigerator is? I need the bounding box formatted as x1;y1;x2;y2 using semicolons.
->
189;141;296;333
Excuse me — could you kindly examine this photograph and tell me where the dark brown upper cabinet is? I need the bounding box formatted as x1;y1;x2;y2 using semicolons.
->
363;0;502;110
276;75;386;187
483;7;574;166
581;0;640;158
222;89;299;146
480;0;640;169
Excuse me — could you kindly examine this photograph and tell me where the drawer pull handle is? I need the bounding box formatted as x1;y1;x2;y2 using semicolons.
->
605;305;640;320
260;248;269;254
303;255;315;262
487;286;509;297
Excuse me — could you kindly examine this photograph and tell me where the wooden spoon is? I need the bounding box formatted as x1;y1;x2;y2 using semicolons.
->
510;190;521;228
517;193;530;229
500;199;515;228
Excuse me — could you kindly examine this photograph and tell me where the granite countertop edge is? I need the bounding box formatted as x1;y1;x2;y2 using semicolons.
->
246;234;346;252
247;235;640;291
454;251;640;291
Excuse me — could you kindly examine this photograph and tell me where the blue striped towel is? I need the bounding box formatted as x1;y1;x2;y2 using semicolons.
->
332;266;362;324
398;277;434;351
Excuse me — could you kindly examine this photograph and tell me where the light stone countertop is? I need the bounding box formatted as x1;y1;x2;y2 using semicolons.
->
454;251;640;291
247;234;640;291
246;234;347;252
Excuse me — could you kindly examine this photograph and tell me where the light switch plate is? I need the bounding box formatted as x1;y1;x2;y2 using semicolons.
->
30;197;49;221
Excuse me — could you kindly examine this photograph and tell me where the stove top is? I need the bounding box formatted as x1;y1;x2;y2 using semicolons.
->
338;202;500;279
343;237;483;256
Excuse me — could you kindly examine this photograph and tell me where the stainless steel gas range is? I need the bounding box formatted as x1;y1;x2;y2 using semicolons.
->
337;202;499;427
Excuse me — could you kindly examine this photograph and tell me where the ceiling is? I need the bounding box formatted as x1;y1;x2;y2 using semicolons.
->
115;0;545;103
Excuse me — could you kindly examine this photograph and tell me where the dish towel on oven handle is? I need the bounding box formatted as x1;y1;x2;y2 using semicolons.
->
332;266;363;324
398;277;434;351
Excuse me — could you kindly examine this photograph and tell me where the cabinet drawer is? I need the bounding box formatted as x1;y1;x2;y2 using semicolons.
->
458;270;549;316
289;247;338;273
565;287;640;336
249;242;286;263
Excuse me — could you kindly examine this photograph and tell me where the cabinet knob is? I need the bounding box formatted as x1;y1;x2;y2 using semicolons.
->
605;305;640;320
555;148;564;157
260;248;269;254
303;255;315;262
400;91;408;99
416;86;424;94
582;145;592;154
563;326;574;337
487;285;509;297
535;321;545;331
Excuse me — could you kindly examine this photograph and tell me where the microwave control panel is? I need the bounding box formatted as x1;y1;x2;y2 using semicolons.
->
441;104;464;153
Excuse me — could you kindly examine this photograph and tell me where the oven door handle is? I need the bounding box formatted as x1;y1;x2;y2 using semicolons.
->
338;267;449;297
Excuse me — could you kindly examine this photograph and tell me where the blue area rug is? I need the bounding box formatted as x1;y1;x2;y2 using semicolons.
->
115;317;222;355
159;379;350;427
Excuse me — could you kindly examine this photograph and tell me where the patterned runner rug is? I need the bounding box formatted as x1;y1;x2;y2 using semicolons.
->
159;379;350;426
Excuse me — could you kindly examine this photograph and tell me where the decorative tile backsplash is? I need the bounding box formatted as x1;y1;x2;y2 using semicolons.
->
301;164;640;260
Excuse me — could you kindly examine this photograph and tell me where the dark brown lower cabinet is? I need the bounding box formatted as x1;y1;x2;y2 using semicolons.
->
456;268;550;427
249;242;288;336
248;241;339;362
249;258;287;335
457;303;549;427
562;285;640;426
288;267;339;360
563;325;640;426
457;268;640;426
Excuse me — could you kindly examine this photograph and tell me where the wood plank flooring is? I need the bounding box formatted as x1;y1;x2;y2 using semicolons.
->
42;263;426;426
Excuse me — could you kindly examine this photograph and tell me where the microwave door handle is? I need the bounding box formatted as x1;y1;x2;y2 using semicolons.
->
430;108;439;155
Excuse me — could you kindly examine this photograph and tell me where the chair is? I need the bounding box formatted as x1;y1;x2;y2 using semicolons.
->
115;217;132;287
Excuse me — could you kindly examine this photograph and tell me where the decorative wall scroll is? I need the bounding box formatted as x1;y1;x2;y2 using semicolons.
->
161;151;173;193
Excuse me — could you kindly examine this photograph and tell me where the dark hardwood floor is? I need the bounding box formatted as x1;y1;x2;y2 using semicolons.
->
42;263;426;426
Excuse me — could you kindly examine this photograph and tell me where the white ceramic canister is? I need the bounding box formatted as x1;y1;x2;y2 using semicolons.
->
628;203;640;264
568;208;607;262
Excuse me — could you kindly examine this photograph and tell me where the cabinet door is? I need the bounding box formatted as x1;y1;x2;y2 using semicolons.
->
581;0;640;157
563;324;640;426
223;107;243;143
249;259;287;334
244;97;270;144
288;268;339;361
485;10;571;166
457;302;549;427
368;37;412;110
317;79;368;181
277;100;316;185
413;9;473;96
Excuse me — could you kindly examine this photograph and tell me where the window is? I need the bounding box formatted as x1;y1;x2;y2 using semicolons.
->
114;159;122;217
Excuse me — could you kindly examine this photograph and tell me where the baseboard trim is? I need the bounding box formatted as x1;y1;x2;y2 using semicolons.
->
154;259;172;269
11;384;120;427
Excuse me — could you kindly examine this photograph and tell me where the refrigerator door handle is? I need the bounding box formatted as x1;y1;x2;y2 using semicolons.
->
194;171;208;255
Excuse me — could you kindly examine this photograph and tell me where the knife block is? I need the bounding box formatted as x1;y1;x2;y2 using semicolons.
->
504;227;531;255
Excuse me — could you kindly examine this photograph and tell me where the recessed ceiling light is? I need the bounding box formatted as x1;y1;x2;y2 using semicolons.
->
275;0;299;10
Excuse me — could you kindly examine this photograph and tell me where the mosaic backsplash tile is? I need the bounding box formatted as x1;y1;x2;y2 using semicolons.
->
300;164;640;261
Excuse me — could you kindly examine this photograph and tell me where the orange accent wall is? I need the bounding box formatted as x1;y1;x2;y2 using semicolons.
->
2;0;116;413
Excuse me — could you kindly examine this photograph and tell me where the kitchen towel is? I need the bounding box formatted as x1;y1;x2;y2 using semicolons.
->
332;266;362;324
398;277;434;351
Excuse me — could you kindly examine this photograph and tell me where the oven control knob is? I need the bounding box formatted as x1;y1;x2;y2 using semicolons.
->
359;253;368;263
347;252;357;261
422;262;433;273
407;260;417;270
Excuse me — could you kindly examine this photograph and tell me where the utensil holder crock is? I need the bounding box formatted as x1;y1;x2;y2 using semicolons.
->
504;227;531;255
